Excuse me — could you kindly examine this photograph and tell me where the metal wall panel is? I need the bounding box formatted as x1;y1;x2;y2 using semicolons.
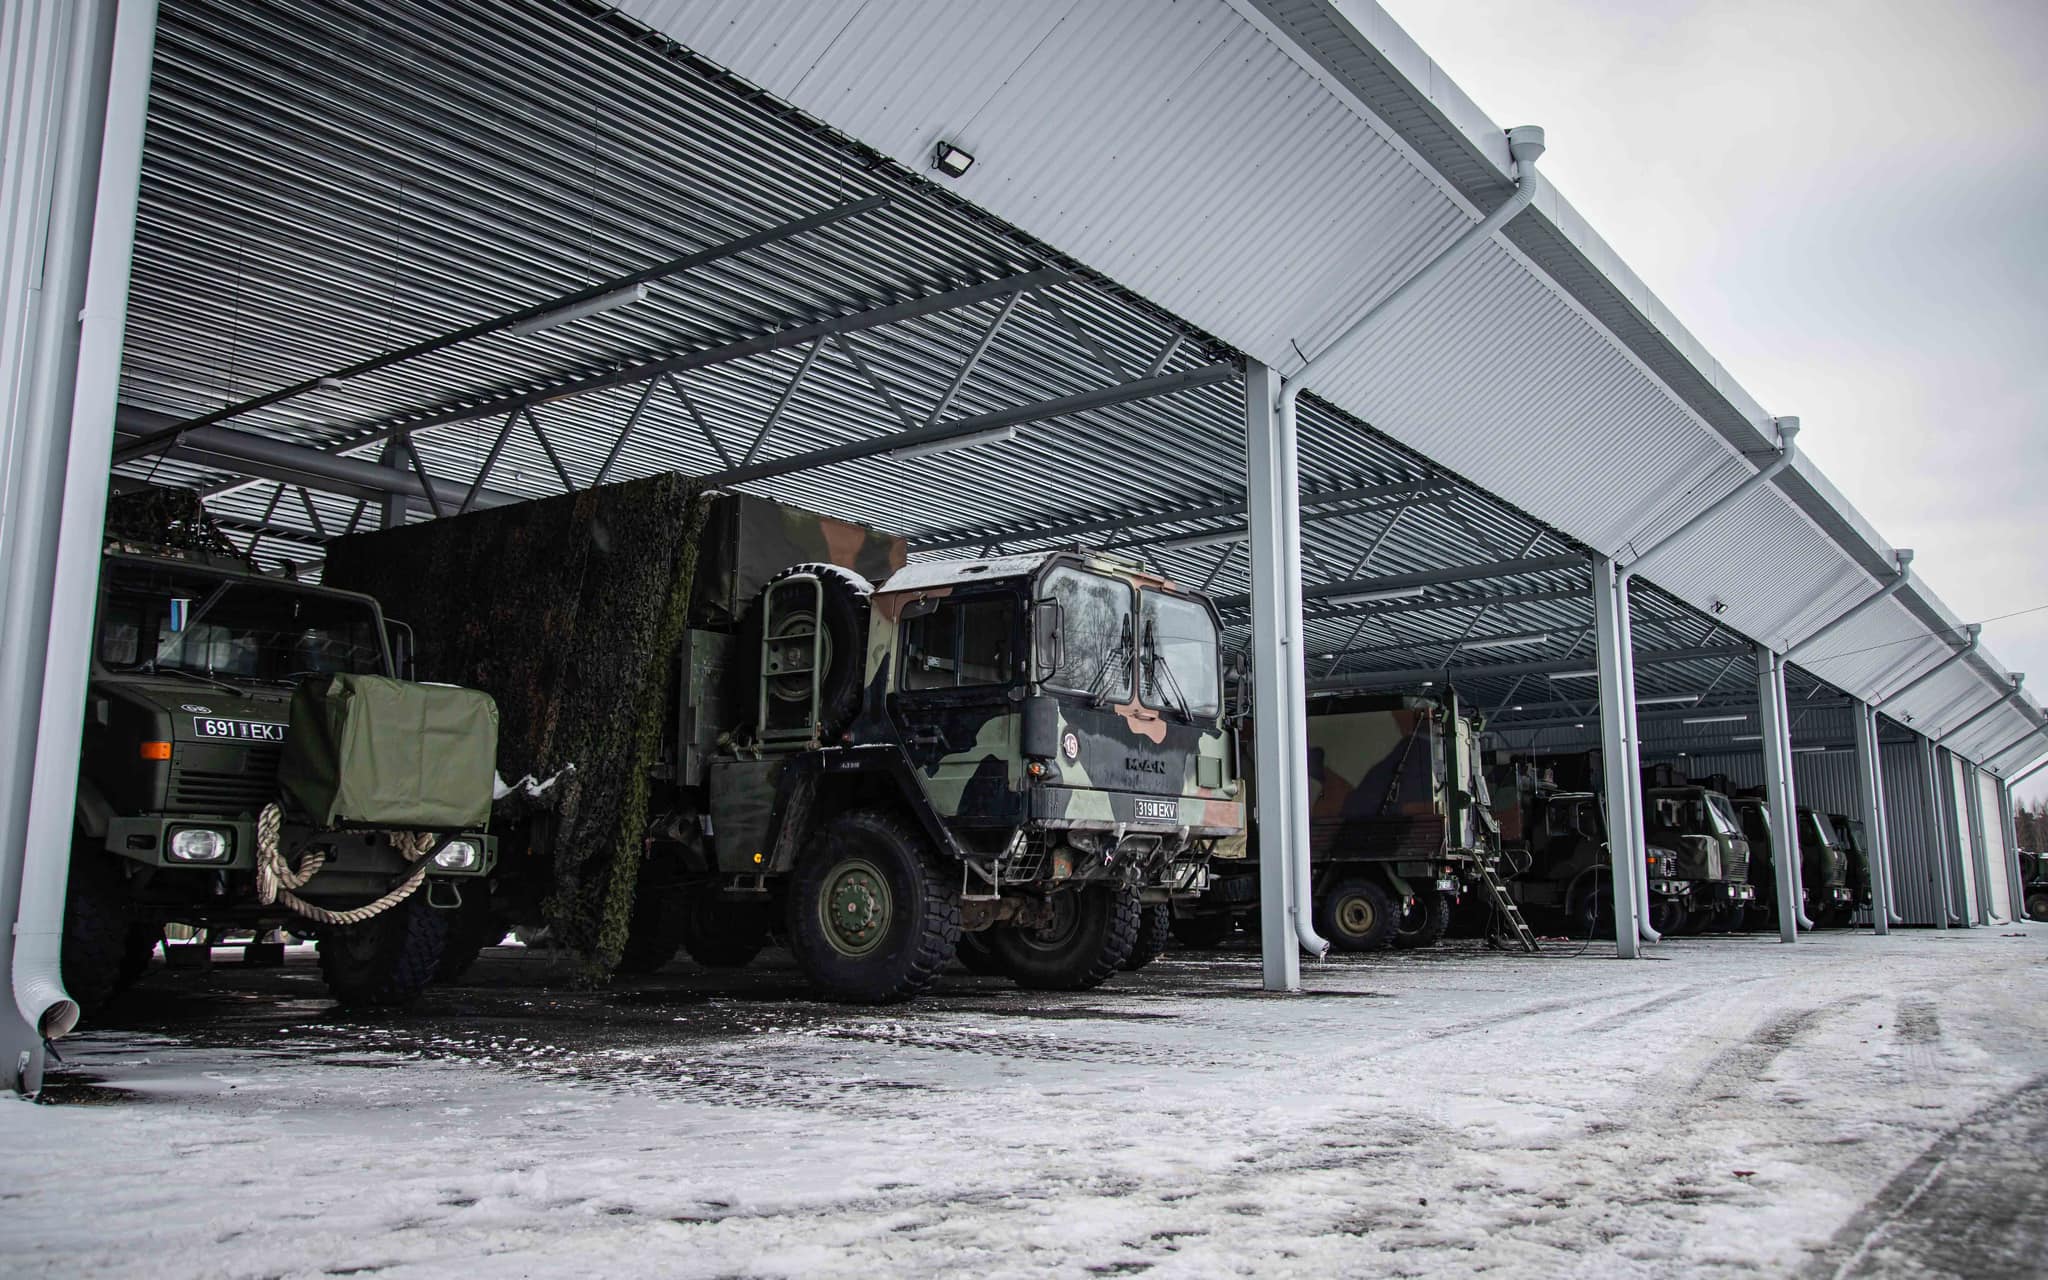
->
1975;767;2014;922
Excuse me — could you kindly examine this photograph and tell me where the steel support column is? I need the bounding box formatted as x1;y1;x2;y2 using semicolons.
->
1852;701;1892;935
1755;647;1801;942
0;0;157;1093
1244;361;1303;990
1591;556;1644;956
1922;738;1958;928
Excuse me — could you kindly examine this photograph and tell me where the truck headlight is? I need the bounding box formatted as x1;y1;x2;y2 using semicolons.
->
432;840;480;871
168;827;232;864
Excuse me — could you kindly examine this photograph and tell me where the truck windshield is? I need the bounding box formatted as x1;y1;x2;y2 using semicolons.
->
97;563;384;684
1040;567;1133;703
1805;810;1841;847
1139;590;1220;720
1705;792;1740;836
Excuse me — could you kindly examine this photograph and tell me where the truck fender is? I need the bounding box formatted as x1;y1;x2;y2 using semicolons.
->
764;747;973;868
74;777;113;840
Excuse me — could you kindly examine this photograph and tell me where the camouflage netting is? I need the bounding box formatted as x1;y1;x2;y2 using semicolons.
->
322;473;711;979
103;483;253;566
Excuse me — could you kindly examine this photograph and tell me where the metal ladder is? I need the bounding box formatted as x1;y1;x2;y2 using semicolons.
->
1479;860;1540;953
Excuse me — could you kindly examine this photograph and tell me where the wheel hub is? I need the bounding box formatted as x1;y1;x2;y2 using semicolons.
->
820;858;891;957
1336;894;1377;936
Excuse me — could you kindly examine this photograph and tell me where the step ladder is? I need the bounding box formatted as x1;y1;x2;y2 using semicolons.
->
1478;860;1540;954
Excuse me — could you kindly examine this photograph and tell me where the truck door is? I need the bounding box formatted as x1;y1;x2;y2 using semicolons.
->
890;588;1023;825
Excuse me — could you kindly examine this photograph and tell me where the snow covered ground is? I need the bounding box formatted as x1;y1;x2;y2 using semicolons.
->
5;926;2046;1278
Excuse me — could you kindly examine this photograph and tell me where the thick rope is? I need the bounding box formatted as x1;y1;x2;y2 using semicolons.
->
254;802;438;927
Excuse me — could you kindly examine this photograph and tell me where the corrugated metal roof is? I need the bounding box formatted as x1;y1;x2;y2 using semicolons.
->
107;0;2045;775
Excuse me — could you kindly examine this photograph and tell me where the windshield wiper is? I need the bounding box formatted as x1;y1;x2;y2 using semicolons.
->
150;666;248;698
1087;616;1134;707
1145;619;1192;720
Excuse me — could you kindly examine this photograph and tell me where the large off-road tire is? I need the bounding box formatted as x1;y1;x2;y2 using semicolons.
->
1743;902;1777;932
955;930;1006;975
435;891;508;982
738;563;872;739
787;809;959;1003
1121;902;1172;971
681;894;771;969
1169;912;1235;949
1314;877;1398;952
61;842;137;1021
1649;897;1688;936
117;926;161;990
317;896;450;1008
987;886;1139;991
1563;871;1611;940
616;884;687;976
2026;890;2048;923
1392;891;1452;950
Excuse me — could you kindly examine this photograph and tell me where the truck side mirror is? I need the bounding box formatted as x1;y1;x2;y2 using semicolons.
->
385;619;417;681
1031;599;1063;681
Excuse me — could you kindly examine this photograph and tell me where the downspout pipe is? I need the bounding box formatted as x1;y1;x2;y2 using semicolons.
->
1939;674;2026;749
1270;125;1547;958
1785;551;1915;663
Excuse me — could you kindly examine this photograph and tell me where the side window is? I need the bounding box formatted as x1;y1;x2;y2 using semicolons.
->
902;597;1014;691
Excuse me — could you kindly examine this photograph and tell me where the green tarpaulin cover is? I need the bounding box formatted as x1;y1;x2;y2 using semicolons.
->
279;674;498;830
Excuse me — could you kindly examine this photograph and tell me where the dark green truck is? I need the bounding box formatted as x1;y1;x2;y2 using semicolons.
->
65;538;497;1017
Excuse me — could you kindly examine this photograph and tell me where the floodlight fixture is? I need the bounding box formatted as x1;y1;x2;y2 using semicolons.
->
507;282;649;337
932;140;975;177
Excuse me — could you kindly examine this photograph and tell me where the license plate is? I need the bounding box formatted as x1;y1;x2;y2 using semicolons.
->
1436;878;1458;892
192;717;287;742
1134;798;1177;821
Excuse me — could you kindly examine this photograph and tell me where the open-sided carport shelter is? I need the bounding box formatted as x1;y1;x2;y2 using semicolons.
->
5;0;2044;1092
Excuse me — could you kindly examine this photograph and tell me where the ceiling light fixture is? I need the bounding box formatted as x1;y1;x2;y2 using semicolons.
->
1682;714;1749;725
1152;528;1247;552
1731;733;1763;741
889;423;1018;461
1549;669;1598;680
932;140;975;177
1637;694;1700;706
507;283;649;337
1459;632;1552;653
1324;585;1428;606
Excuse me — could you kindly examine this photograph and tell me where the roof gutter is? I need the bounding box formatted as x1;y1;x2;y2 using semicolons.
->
1268;125;1547;959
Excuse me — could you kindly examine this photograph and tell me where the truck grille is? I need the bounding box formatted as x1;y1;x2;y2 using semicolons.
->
170;745;282;815
1724;840;1749;885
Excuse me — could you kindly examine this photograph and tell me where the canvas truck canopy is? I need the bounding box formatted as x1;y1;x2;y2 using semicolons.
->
279;675;498;831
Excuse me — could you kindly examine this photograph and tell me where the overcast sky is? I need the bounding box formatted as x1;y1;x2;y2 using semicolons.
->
1376;0;2048;800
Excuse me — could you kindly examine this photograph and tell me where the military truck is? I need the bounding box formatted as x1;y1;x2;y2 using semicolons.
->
1176;688;1501;952
2021;851;2048;922
1641;785;1754;933
65;505;497;1017
1797;808;1858;927
324;479;1239;1003
1731;794;1777;929
1491;765;1685;936
1827;812;1876;927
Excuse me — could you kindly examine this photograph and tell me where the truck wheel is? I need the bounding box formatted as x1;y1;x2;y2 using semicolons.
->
1168;913;1234;949
955;930;1005;975
317;896;450;1008
61;842;136;1020
1392;891;1451;950
1649;898;1687;935
616;886;686;976
1315;878;1398;952
1121;903;1172;971
117;926;161;991
2026;891;2048;922
987;886;1139;990
787;810;959;1003
681;894;771;969
741;563;872;739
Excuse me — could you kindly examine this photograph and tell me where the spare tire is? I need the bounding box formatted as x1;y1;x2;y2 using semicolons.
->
737;563;872;739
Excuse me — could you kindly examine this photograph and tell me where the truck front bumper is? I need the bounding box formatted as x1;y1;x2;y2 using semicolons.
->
104;816;496;877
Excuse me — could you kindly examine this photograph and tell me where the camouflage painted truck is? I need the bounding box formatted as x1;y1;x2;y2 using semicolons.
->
1177;689;1503;952
323;477;1240;1003
1826;811;1876;927
63;495;498;1018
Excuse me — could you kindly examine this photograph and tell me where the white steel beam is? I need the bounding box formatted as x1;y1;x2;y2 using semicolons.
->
1852;701;1893;935
1591;556;1644;956
1755;647;1801;942
1244;360;1306;989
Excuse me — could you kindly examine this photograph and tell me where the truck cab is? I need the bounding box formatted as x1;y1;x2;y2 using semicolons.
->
1495;771;1684;936
67;546;495;1015
1799;807;1858;925
1642;785;1755;933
